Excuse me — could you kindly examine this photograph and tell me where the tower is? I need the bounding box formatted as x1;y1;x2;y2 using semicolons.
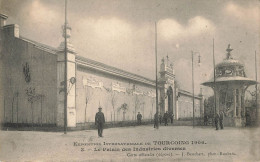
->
159;55;177;118
56;23;77;127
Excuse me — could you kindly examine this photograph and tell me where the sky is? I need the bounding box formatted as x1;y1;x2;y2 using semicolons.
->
0;0;259;97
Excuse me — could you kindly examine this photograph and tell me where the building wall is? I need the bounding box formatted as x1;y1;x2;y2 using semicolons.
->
1;25;57;125
0;22;204;128
177;94;201;119
76;65;156;123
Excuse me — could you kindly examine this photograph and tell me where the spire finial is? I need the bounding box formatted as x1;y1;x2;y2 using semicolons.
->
166;54;169;65
161;57;165;63
226;44;233;59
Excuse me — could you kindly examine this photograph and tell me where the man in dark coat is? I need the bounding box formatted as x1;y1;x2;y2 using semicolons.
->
170;113;174;124
163;111;169;126
159;114;162;125
95;107;105;137
219;111;224;129
137;112;142;125
154;112;159;128
215;113;220;130
204;115;208;126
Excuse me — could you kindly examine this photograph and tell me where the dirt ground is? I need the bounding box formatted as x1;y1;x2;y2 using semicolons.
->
0;125;260;162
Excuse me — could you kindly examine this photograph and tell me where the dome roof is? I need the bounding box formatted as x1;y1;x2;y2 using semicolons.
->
216;58;244;68
216;44;244;68
202;76;258;87
202;44;257;87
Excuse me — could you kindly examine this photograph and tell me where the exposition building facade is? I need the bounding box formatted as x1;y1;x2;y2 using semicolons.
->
0;14;204;128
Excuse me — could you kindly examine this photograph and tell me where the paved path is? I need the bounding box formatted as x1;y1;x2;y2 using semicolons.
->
0;125;259;161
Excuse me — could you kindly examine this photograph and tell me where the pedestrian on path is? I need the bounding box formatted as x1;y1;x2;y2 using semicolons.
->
159;114;162;125
170;113;174;124
95;107;105;137
137;112;142;125
163;111;169;126
220;111;224;129
154;112;159;128
215;113;219;130
204;115;208;126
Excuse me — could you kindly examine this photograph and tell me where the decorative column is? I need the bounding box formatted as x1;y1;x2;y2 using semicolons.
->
175;87;179;120
233;89;236;117
164;88;168;112
215;89;220;115
56;23;77;127
199;88;204;118
238;88;242;117
241;89;245;117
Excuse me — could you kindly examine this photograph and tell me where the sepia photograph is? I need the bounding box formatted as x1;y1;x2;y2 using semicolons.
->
0;0;259;161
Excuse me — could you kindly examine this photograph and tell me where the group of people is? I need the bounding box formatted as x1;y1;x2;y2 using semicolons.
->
154;111;174;128
95;106;225;138
95;107;176;137
204;112;224;130
215;112;224;130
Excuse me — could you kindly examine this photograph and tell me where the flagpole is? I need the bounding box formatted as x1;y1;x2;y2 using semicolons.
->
64;0;68;134
213;38;216;121
255;51;258;125
155;22;159;129
192;51;195;128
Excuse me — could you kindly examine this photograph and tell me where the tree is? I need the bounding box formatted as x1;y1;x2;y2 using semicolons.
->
134;95;140;121
111;92;117;123
84;86;93;125
118;103;128;121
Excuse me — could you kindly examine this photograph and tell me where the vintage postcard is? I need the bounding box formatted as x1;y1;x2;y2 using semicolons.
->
0;0;259;161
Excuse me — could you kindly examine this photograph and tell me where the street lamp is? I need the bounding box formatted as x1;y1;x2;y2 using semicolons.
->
191;51;201;128
63;0;68;134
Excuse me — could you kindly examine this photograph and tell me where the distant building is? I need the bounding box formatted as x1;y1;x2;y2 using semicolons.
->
0;14;203;128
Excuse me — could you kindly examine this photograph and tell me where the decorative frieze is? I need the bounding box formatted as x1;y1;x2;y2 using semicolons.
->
133;90;143;96
112;82;126;93
146;90;156;98
83;77;103;89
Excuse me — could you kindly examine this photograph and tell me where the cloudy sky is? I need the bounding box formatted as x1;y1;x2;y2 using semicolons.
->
0;0;259;97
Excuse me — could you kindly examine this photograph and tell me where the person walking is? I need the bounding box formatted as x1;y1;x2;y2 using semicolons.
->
159;114;162;125
163;111;169;126
215;113;220;130
95;107;105;137
137;112;142;125
219;111;224;129
154;112;159;128
170;113;174;124
204;115;208;126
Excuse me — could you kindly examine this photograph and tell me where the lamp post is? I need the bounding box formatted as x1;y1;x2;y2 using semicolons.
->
191;51;201;128
255;51;258;125
64;0;68;134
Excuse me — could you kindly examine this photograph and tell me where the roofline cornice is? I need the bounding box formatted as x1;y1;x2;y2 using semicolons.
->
76;55;157;87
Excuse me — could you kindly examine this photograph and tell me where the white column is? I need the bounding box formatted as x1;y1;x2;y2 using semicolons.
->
238;89;241;117
241;89;245;117
164;88;168;112
216;90;220;115
233;89;236;117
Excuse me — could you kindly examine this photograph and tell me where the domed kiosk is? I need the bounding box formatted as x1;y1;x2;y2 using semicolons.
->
202;44;257;127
